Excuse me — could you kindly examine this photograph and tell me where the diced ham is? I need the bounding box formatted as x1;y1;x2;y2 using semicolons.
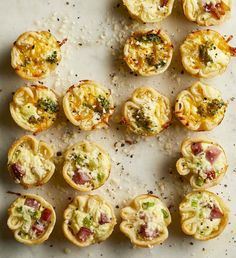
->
210;206;223;219
72;171;91;185
24;198;40;209
206;147;221;164
99;213;110;225
32;221;45;235
203;2;225;20
191;142;203;155
11;163;25;179
76;227;92;242
206;170;216;180
138;224;159;239
41;208;52;222
160;0;168;7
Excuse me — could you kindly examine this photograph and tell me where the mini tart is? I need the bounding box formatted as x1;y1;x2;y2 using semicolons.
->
62;141;111;192
8;135;55;188
11;31;62;80
122;87;172;136
63;195;116;247
123;0;175;23
120;194;171;248
176;138;228;189
175;81;227;131
7;194;56;245
124;30;173;76
180;29;236;78
63;80;114;130
183;0;231;26
179;190;229;240
10;85;59;133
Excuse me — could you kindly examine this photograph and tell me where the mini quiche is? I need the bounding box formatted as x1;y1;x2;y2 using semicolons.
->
179;190;229;240
123;0;175;23
124;30;173;76
63;80;114;130
122;87;172;136
62;141;111;192
175;81;227;131
176;138;227;189
10;85;59;133
7;194;56;245
183;0;231;26
63;195;116;247
11;31;64;80
180;29;236;78
120;194;171;248
8;135;55;188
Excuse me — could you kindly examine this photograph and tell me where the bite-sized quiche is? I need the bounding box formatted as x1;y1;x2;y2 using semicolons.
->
7;194;56;245
124;30;173;76
62;141;111;192
176;138;227;189
120;194;171;248
122;87;172;136
175;81;227;131
7;135;55;188
63;195;116;247
10;85;59;133
123;0;175;23
179;190;229;240
63;80;114;130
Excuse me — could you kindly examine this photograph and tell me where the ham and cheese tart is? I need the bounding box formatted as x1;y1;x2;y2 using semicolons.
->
179;191;229;240
176;138;227;189
175;81;227;131
63;80;114;130
8;135;55;188
11;31;63;80
122;87;172;136
7;194;56;245
183;0;231;26
62;141;111;192
123;0;175;23
120;194;171;248
10;85;59;133
124;30;173;76
180;30;236;78
63;195;116;247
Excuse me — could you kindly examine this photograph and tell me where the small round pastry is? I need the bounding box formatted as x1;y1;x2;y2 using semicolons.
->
124;30;173;76
63;195;116;247
62;141;111;192
7;194;56;245
180;30;236;78
175;81;227;131
10;85;59;133
176;138;228;189
63;80;114;130
179;190;229;240
122;87;172;136
7;135;55;188
183;0;231;26
120;194;171;248
123;0;175;23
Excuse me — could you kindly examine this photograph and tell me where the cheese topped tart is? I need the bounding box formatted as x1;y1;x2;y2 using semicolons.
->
179;191;229;240
8;135;55;188
123;0;175;23
175;81;227;131
180;30;236;78
183;0;231;26
122;87;172;136
10;85;59;133
62;141;111;192
63;195;116;247
176;138;227;189
63;80;114;130
124;30;173;76
11;31;63;80
7;194;56;245
120;194;171;248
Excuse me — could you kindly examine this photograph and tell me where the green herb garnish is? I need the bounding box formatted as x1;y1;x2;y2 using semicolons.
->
199;44;213;64
83;216;93;227
142;202;155;210
97;95;110;113
137;34;162;43
37;98;59;113
16;206;23;213
198;99;225;117
97;173;105;182
191;199;198;208
161;209;169;219
195;176;204;187
46;51;58;64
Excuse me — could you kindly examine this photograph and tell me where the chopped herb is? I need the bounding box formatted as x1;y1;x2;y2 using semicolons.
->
142;202;155;210
133;109;151;130
46;51;58;64
97;95;110;113
16;206;23;213
83;216;93;227
191;199;198;208
37;98;59;113
199;44;213;64
137;33;162;43
161;209;169;219
154;60;166;69
29;210;41;219
207;99;225;116
28;115;40;124
97;173;105;182
76;155;84;166
196;176;204;187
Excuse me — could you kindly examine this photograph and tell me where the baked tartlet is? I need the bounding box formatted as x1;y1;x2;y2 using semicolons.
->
120;194;171;248
10;85;59;133
124;30;173;76
7;194;56;245
179;190;229;240
63;80;114;130
63;195;116;247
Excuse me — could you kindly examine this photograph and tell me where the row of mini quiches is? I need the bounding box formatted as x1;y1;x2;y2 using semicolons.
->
122;0;232;26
